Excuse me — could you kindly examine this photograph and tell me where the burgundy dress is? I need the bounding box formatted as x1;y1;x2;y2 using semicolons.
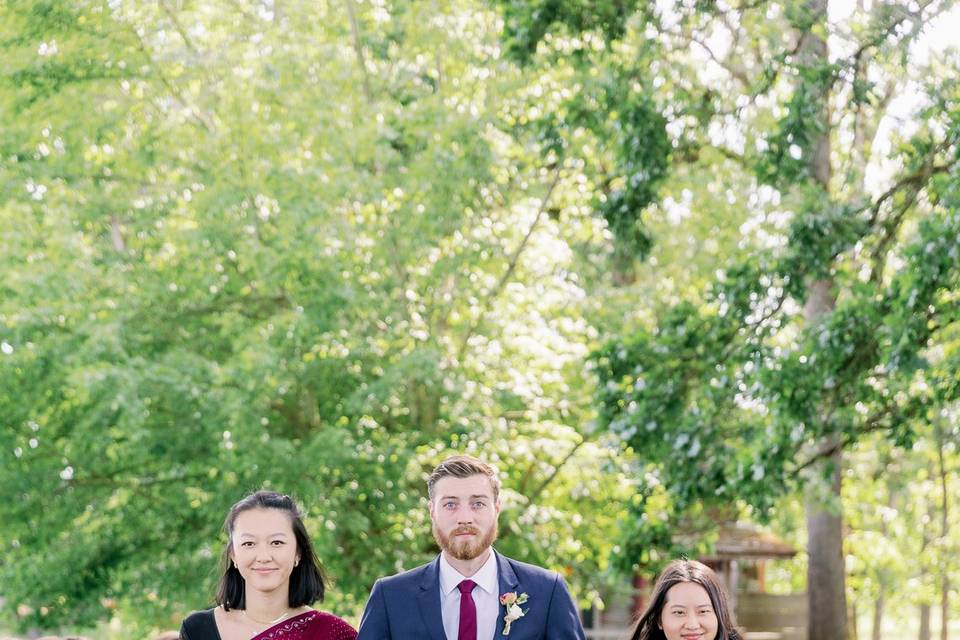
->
180;609;357;640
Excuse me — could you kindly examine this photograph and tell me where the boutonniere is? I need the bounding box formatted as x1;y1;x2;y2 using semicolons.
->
499;591;529;635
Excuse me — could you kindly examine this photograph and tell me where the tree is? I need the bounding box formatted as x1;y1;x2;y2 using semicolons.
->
491;1;960;639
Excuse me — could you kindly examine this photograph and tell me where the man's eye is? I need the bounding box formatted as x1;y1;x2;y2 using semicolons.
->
444;502;457;509
472;502;486;508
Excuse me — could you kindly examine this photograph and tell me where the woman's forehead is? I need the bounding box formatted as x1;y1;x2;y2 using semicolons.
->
233;507;293;534
664;582;712;605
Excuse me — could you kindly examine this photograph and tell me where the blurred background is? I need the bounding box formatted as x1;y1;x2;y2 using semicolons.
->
1;0;959;638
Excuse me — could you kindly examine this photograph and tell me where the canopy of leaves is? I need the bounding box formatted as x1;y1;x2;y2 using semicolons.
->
492;0;960;577
0;0;637;636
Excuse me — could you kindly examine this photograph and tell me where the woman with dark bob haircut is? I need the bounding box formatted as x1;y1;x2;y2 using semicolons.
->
179;490;356;640
629;559;743;640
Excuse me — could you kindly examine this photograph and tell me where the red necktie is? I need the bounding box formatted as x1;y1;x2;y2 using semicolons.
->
457;579;477;640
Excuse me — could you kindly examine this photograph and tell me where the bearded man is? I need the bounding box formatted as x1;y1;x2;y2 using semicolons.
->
357;455;585;640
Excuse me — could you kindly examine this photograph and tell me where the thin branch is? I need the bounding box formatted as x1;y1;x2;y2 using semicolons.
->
380;203;414;315
124;294;291;331
64;470;210;491
53;171;157;188
704;141;750;168
845;75;896;188
790;432;847;477
864;148;954;227
659;25;753;89
838;0;941;92
109;215;126;253
732;0;772;10
454;164;563;364
179;293;291;318
790;392;927;476
522;436;587;506
869;188;921;284
432;0;444;92
158;0;200;56
345;0;373;101
421;146;527;336
224;0;260;22
824;0;950;134
128;25;215;133
751;291;788;338
748;33;806;98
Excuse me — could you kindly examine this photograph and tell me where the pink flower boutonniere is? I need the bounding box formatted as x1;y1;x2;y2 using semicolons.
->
499;591;529;635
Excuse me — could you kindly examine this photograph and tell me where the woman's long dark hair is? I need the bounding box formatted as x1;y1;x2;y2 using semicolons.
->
215;490;326;610
629;559;743;640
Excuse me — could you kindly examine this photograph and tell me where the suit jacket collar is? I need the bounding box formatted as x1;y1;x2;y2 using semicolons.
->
416;556;448;640
494;550;519;637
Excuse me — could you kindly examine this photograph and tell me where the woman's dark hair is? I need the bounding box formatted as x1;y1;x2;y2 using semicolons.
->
629;559;743;640
215;490;326;610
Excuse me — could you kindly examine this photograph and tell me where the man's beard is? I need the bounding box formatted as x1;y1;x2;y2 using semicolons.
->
433;522;498;561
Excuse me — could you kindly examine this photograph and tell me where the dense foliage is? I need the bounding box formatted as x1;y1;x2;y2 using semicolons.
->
0;1;634;635
495;0;960;638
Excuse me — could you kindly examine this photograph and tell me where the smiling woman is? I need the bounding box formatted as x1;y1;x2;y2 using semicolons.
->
179;491;356;640
628;560;743;640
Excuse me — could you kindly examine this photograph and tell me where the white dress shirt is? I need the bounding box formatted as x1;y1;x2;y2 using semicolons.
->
438;550;500;640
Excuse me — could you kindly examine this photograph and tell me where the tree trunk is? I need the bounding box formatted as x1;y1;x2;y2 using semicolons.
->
851;599;860;640
799;0;846;635
806;447;848;640
941;576;950;640
611;246;637;286
920;603;932;640
869;485;896;640
871;590;885;640
936;420;950;640
920;497;932;640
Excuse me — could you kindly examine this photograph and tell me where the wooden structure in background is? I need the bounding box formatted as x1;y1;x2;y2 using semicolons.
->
585;523;806;640
701;522;806;640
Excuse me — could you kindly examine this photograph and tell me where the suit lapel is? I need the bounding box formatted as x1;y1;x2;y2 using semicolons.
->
417;556;449;640
494;551;519;637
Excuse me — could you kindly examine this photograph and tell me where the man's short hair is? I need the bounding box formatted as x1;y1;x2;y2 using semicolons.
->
427;455;501;502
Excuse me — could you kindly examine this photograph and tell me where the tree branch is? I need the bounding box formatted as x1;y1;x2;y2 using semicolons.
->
127;24;215;134
345;0;373;101
864;146;954;227
835;0;941;94
660;26;753;89
789;393;926;477
454;164;562;364
522;436;587;506
158;0;200;57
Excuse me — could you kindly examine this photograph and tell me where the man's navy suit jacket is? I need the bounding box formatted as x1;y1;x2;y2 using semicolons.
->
356;550;586;640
